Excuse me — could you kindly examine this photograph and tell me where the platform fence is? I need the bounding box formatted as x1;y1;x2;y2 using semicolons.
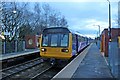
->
108;37;120;78
2;40;25;54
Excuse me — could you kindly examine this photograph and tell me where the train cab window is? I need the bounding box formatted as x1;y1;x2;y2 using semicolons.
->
61;34;68;47
42;35;48;46
51;34;58;46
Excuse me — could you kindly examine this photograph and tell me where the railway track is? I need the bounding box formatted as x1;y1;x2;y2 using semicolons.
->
31;66;62;80
1;51;40;69
0;57;50;80
1;57;62;80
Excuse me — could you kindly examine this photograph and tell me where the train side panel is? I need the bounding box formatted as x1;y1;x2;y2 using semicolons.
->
78;41;87;51
72;43;77;56
71;34;78;56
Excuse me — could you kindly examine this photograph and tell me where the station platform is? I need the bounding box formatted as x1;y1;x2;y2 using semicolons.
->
52;43;113;79
0;49;40;61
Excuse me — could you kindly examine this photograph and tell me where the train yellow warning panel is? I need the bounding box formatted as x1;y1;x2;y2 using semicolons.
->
118;36;120;48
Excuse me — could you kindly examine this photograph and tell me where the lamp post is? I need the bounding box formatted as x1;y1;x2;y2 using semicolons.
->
107;0;112;71
12;10;18;52
93;25;100;39
107;0;111;41
97;25;100;38
93;25;101;49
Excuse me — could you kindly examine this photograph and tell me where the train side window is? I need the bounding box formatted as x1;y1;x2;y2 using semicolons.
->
72;34;76;43
72;34;76;50
61;34;68;47
51;34;58;46
42;35;48;46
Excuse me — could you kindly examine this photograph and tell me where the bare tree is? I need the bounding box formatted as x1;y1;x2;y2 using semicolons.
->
1;2;28;42
19;24;33;40
59;16;68;27
32;3;43;35
1;2;35;41
42;3;52;28
1;2;69;42
41;3;68;27
49;10;60;27
19;2;34;37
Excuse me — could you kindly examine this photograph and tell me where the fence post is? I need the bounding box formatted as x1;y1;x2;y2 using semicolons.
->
23;41;25;51
0;39;2;54
15;40;17;52
3;41;5;54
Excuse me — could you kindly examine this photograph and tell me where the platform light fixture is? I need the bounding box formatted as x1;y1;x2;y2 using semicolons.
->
93;25;100;38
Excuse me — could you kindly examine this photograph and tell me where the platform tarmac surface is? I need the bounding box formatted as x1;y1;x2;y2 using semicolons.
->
71;43;113;78
0;49;39;61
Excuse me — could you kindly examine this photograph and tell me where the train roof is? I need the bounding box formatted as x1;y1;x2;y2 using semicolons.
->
69;29;82;35
42;27;70;33
43;27;69;31
42;27;86;37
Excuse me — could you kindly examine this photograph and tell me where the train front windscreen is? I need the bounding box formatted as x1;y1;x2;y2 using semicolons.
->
42;33;69;47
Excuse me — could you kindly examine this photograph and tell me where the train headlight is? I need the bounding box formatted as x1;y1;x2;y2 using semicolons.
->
41;48;47;52
65;49;69;52
61;49;69;53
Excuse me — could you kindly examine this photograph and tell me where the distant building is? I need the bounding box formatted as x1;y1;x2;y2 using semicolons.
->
101;29;109;57
25;35;40;49
101;28;120;57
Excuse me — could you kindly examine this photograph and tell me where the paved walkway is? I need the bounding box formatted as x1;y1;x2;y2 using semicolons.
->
72;43;113;78
0;49;39;60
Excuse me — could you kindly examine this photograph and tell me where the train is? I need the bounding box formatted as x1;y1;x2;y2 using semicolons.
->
39;27;89;64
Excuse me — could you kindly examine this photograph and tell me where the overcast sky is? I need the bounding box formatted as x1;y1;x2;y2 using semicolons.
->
3;0;119;39
48;2;118;38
